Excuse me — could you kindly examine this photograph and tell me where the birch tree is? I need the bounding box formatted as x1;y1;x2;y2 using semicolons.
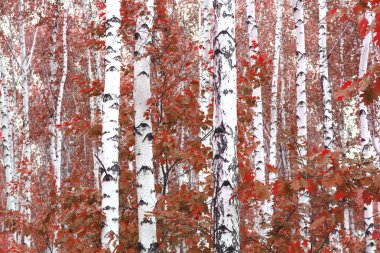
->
292;0;310;251
133;0;158;251
319;0;332;150
213;0;239;251
279;49;289;177
268;0;283;180
0;49;16;213
19;0;39;246
199;0;212;193
246;0;269;240
339;1;351;237
357;10;376;253
19;1;30;234
101;0;122;250
318;0;342;249
48;0;59;173
54;2;68;192
267;0;283;233
82;0;101;190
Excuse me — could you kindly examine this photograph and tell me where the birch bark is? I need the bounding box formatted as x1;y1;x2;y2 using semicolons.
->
267;0;283;234
213;0;240;251
19;0;31;246
48;1;59;173
133;0;158;251
292;0;310;251
101;0;122;250
246;0;269;239
0;49;16;212
319;0;333;150
279;50;289;177
199;0;212;193
357;10;376;253
268;0;283;180
54;3;68;192
318;0;342;249
83;0;101;190
339;15;353;238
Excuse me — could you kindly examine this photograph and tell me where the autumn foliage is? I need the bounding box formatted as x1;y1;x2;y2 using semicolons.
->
0;0;380;252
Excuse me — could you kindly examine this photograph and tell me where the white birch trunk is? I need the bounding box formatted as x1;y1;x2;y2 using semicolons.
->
319;0;333;150
52;5;68;252
94;49;102;80
213;0;240;251
292;0;310;251
83;0;101;190
267;0;283;235
19;0;31;246
349;209;356;236
0;50;16;212
133;0;158;251
279;50;289;177
268;0;283;180
8;40;19;214
339;11;352;238
54;4;68;192
89;64;101;190
318;0;341;249
48;1;59;172
358;10;376;253
101;0;122;250
199;0;212;193
343;208;350;236
247;0;264;182
247;0;268;240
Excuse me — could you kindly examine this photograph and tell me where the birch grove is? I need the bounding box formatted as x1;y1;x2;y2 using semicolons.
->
0;0;380;252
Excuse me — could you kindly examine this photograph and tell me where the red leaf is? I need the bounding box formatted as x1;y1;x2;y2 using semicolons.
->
334;190;345;201
340;14;348;22
328;8;338;16
341;80;351;89
243;171;254;182
306;178;316;194
359;16;369;38
320;149;330;156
